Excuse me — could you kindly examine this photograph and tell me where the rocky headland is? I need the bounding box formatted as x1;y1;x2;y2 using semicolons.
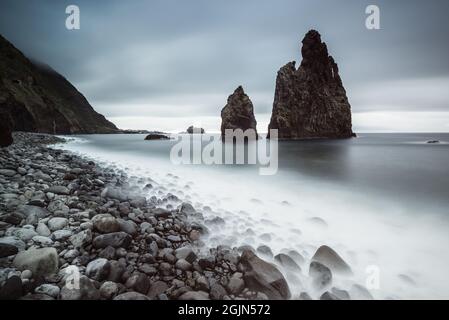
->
0;34;118;134
268;30;354;139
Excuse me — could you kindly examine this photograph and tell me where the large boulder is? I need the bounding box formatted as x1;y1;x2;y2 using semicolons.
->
13;247;58;277
267;30;354;139
220;86;258;141
239;250;291;300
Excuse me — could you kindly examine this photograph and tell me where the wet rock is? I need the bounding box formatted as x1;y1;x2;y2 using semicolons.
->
17;205;49;219
100;281;119;299
210;283;227;300
331;287;350;300
274;253;301;271
60;275;100;300
0;243;18;258
92;214;120;234
93;232;131;249
13;247;58;277
175;246;197;263
0;275;22;300
114;292;150;300
48;217;68;231
125;273;151;294
179;291;210;300
32;235;54;246
175;259;192;271
320;291;341;300
35;284;60;298
0;236;26;251
147;281;168;299
298;292;312;300
240;250;291;300
52;230;72;241
311;245;352;275
45;186;70;195
256;245;273;257
36;223;51;237
69;229;92;248
349;284;374;300
86;258;111;281
226;272;245;295
309;261;332;290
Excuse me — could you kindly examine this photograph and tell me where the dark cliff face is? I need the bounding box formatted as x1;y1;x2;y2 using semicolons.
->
220;86;258;139
0;34;118;134
268;30;354;139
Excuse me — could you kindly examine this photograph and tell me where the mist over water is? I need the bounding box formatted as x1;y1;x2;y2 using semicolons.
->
57;133;449;299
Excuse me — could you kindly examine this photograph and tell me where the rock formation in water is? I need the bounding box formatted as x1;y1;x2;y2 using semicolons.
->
0;34;118;134
267;30;354;139
220;86;258;140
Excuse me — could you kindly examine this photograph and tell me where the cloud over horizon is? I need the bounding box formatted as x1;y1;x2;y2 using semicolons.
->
1;0;449;132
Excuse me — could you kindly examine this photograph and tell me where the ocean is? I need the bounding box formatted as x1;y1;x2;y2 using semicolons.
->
56;133;449;299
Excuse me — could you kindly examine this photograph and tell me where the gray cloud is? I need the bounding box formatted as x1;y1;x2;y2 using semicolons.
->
1;0;449;131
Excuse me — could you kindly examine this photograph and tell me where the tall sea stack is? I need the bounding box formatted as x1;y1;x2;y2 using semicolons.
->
267;30;354;139
221;86;258;140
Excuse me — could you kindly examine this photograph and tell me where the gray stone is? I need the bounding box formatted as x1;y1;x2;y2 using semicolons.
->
32;235;53;246
13;247;58;277
93;232;131;249
309;261;332;290
45;186;70;195
86;258;111;281
175;259;192;271
175;246;197;263
113;292;150;300
92;214;120;234
60;275;100;300
13;228;38;242
179;291;210;300
36;223;51;237
147;281;168;299
240;250;291;300
51;229;72;241
69;229;92;248
0;275;22;300
226;272;245;295
48;217;68;231
100;281;118;299
0;236;26;251
0;242;18;258
274;253;301;271
0;169;16;177
35;284;60;298
17;205;50;219
311;245;352;275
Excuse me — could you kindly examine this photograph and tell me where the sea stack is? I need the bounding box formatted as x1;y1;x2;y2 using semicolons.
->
267;30;354;139
220;86;258;140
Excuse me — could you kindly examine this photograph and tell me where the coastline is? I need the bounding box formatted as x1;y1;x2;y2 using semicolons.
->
0;132;292;300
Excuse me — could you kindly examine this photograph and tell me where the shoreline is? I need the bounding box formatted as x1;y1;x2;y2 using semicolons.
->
0;132;294;300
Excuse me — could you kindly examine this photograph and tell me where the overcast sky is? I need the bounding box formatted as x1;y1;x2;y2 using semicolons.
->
1;0;449;132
